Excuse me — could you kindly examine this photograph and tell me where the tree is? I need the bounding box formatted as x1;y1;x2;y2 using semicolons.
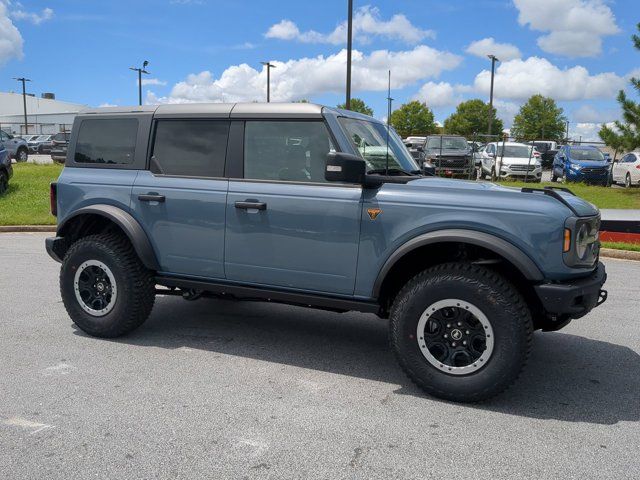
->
599;23;640;152
389;101;436;138
443;99;504;137
336;98;374;116
511;95;566;141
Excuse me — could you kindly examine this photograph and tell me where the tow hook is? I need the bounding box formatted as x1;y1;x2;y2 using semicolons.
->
597;290;608;307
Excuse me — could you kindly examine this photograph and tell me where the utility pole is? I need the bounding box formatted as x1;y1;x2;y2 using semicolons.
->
565;120;570;143
345;0;353;110
13;77;31;135
487;55;499;136
386;70;393;126
129;61;149;106
261;61;276;102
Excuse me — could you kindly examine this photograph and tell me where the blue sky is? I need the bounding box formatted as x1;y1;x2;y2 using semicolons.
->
0;0;637;139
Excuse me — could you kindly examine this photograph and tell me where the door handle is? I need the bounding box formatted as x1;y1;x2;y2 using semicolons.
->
138;193;165;203
235;200;267;210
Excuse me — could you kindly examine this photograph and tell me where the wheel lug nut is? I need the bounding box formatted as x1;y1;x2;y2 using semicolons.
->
446;323;451;328
457;322;462;326
463;341;467;346
451;342;457;347
466;330;470;335
443;334;448;339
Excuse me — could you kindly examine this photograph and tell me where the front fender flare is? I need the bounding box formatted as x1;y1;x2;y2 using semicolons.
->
57;204;160;271
372;229;544;297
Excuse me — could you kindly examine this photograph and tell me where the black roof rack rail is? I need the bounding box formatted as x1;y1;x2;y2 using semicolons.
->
520;186;579;216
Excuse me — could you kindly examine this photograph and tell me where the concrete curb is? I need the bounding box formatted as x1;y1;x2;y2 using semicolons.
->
0;225;55;232
600;248;640;261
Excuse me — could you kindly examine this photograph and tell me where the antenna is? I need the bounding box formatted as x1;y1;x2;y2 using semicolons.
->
385;69;393;175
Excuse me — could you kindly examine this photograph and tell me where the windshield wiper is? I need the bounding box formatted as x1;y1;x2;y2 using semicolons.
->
367;168;421;176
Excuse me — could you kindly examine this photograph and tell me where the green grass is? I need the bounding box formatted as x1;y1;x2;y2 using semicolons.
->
602;241;640;252
0;163;62;225
497;180;640;209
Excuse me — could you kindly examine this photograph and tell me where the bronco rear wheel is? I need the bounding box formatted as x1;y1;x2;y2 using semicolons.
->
60;232;155;337
389;263;533;402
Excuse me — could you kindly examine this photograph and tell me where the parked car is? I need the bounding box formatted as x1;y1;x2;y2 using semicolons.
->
552;145;610;185
28;134;54;154
424;135;473;177
403;136;426;161
0;146;12;194
0;130;29;162
50;132;71;163
611;151;640;188
20;134;40;143
46;103;607;403
528;141;559;168
478;142;542;182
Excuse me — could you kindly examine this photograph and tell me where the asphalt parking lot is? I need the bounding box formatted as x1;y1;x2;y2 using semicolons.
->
1;233;638;479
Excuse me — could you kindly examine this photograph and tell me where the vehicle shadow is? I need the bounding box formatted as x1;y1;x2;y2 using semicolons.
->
81;296;640;425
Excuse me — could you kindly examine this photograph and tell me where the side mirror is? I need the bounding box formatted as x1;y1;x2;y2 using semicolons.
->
325;152;366;184
488;152;495;158
416;146;424;152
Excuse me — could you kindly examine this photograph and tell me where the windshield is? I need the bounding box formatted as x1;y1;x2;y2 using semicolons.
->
426;137;468;150
36;135;49;141
570;148;604;161
497;145;532;158
339;118;419;173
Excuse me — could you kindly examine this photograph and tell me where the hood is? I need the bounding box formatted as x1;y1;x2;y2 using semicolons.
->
497;156;540;166
383;177;599;217
568;158;608;167
426;148;469;157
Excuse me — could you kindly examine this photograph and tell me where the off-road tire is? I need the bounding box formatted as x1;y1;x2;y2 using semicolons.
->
0;170;7;195
389;263;533;402
60;232;155;337
16;147;28;162
478;167;486;180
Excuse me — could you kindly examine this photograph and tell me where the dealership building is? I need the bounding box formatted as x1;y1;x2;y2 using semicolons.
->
0;91;86;136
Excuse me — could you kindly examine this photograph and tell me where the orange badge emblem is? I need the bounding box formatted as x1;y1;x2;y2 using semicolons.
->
367;208;382;220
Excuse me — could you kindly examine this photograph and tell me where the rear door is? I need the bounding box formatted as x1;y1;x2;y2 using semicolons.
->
224;120;362;295
131;118;230;279
612;154;629;183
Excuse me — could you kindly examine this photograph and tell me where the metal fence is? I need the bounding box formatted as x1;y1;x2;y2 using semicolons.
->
0;122;72;136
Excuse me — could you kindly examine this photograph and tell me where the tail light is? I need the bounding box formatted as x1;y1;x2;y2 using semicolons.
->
50;182;57;216
636;164;640;169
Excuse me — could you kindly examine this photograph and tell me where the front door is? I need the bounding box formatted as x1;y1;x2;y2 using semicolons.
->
131;119;230;279
224;120;362;295
612;154;629;183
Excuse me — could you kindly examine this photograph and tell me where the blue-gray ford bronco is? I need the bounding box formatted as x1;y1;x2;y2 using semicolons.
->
46;103;607;402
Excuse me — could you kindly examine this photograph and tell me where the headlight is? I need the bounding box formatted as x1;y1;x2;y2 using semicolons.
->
570;164;582;171
564;216;600;267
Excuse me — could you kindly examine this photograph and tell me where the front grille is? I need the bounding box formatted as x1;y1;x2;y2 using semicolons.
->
509;164;537;172
433;156;471;168
582;167;607;175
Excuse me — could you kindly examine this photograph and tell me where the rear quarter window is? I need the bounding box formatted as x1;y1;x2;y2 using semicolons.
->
74;118;138;165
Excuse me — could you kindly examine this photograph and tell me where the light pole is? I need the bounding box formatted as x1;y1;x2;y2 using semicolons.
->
565;120;570;143
13;77;31;135
129;61;149;106
261;61;276;102
487;54;499;136
345;0;353;110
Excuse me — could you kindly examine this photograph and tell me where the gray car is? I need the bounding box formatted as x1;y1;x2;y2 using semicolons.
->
46;103;607;403
0;146;13;194
0;130;29;162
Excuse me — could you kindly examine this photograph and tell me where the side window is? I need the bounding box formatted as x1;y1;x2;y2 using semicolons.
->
0;131;9;142
487;144;494;155
244;121;334;183
150;120;229;177
75;119;138;164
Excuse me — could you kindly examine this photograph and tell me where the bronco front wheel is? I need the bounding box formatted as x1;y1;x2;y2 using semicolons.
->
389;263;533;402
60;232;155;338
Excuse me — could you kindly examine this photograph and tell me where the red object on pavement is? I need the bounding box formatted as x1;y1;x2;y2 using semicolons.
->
599;231;640;244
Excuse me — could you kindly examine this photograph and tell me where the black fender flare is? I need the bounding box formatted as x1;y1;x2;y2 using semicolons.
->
372;229;544;297
57;204;160;271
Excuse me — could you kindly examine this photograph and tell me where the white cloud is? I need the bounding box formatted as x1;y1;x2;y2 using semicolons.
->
138;78;167;86
494;100;521;128
98;102;118;108
152;46;461;104
265;6;434;45
0;3;22;65
513;0;619;57
412;81;463;108
466;37;521;61
572;122;615;142
473;57;625;101
572;105;600;123
10;6;53;25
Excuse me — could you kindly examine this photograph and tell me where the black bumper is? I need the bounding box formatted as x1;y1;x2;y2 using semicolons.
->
534;262;607;319
45;236;64;263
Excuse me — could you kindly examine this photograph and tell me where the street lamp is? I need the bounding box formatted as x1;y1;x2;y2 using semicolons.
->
261;61;276;102
129;60;150;106
487;54;499;136
13;77;31;135
345;0;353;110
